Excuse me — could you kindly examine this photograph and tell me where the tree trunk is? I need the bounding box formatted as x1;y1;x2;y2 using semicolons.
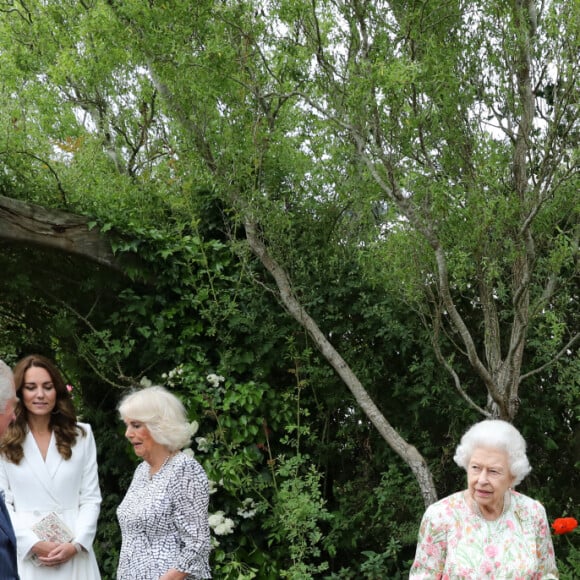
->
245;218;438;507
0;195;120;270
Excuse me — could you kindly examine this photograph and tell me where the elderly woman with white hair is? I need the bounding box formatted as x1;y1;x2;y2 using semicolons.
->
116;386;211;580
410;419;558;579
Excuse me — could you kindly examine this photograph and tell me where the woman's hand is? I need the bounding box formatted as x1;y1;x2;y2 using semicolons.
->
159;569;188;580
35;542;77;567
30;541;59;558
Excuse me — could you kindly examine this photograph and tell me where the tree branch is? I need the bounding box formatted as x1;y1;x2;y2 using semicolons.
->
519;332;580;383
0;195;122;271
244;216;438;507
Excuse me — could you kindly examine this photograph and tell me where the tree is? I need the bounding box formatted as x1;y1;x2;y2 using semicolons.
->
0;195;118;269
0;0;577;512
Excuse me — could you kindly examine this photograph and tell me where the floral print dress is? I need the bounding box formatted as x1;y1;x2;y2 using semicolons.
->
410;490;558;579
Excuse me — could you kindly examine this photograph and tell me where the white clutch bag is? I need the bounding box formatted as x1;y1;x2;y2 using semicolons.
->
29;512;74;566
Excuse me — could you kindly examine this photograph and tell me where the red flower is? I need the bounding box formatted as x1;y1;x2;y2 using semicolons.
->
551;517;578;535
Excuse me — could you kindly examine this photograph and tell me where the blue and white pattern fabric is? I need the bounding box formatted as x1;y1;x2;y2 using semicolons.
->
116;452;211;579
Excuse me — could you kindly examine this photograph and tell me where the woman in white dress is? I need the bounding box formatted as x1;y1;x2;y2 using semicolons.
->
0;354;102;580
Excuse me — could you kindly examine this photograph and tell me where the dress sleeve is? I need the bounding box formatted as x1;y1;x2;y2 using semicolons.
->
409;504;447;580
534;503;559;579
0;458;39;558
170;458;211;576
73;423;102;550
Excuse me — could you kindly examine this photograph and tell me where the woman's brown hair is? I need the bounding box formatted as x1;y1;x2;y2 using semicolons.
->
0;355;85;464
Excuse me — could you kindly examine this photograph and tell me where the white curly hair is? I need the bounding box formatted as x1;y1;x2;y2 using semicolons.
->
453;419;531;486
118;385;192;451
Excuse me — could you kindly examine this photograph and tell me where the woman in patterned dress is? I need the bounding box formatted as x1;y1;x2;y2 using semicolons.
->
116;386;211;580
410;419;558;579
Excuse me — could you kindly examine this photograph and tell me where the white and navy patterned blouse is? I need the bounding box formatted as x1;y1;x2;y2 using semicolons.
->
116;452;211;579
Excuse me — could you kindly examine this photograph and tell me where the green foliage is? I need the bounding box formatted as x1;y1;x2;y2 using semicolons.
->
0;0;578;576
554;532;580;580
154;361;334;578
267;455;331;578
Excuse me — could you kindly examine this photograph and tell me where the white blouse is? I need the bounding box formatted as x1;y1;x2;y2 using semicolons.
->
116;452;211;579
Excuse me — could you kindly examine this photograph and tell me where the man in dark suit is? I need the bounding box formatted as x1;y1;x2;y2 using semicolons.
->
0;360;19;580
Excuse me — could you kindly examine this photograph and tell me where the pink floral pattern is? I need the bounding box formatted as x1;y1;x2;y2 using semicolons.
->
409;490;558;579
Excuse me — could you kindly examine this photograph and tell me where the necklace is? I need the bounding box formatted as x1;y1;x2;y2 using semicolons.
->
467;490;512;542
148;452;175;479
467;490;511;521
